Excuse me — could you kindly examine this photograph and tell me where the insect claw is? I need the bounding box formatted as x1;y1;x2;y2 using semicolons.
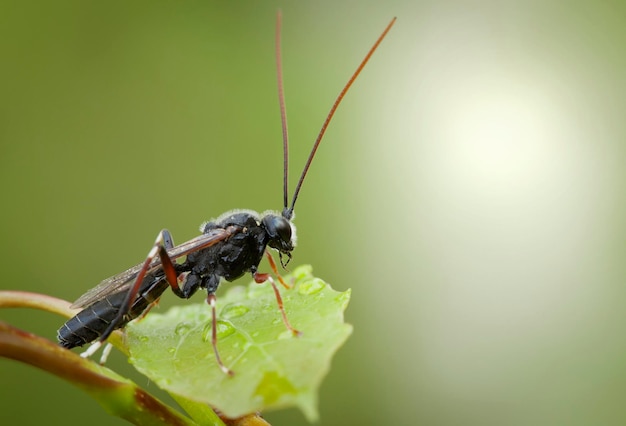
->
220;365;235;377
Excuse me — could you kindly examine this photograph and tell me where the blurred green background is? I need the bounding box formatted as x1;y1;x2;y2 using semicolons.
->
1;1;625;425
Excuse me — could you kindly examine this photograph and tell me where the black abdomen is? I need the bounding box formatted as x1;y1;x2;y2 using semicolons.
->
58;278;169;349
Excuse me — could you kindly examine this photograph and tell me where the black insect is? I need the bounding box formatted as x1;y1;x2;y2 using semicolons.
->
57;13;396;375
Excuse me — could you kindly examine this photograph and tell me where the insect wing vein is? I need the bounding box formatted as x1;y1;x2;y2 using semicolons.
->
70;227;240;309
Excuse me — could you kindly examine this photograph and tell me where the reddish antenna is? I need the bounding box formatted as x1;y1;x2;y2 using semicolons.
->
277;15;397;220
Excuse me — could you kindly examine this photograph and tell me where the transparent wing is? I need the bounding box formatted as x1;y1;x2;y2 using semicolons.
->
70;227;240;308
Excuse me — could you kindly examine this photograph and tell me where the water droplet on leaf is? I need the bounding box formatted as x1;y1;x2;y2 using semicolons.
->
298;278;325;295
291;265;313;281
278;330;294;340
175;322;192;336
202;320;235;342
221;303;250;319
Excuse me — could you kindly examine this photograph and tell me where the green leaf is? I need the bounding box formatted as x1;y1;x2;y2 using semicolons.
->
126;265;352;421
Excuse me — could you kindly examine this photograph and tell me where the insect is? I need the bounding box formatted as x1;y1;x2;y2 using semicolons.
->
57;13;396;375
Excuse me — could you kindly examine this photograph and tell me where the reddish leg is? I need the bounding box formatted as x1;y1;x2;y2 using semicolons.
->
137;296;161;321
265;250;291;289
254;271;301;337
79;226;239;373
81;229;181;358
207;293;234;376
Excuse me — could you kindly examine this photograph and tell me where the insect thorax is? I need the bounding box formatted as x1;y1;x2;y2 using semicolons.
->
190;209;296;283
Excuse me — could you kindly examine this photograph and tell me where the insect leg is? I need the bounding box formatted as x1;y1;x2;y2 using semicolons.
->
254;270;301;337
206;292;234;376
265;250;291;289
136;295;162;321
99;343;114;365
81;229;181;358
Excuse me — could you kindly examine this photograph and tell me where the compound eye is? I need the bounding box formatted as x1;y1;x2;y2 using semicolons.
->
263;215;292;243
274;217;292;243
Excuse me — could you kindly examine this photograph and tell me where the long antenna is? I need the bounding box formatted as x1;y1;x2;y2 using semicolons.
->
275;10;290;211
284;17;397;219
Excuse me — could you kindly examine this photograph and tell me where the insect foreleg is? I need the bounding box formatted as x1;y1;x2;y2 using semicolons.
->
265;250;291;289
257;250;301;335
